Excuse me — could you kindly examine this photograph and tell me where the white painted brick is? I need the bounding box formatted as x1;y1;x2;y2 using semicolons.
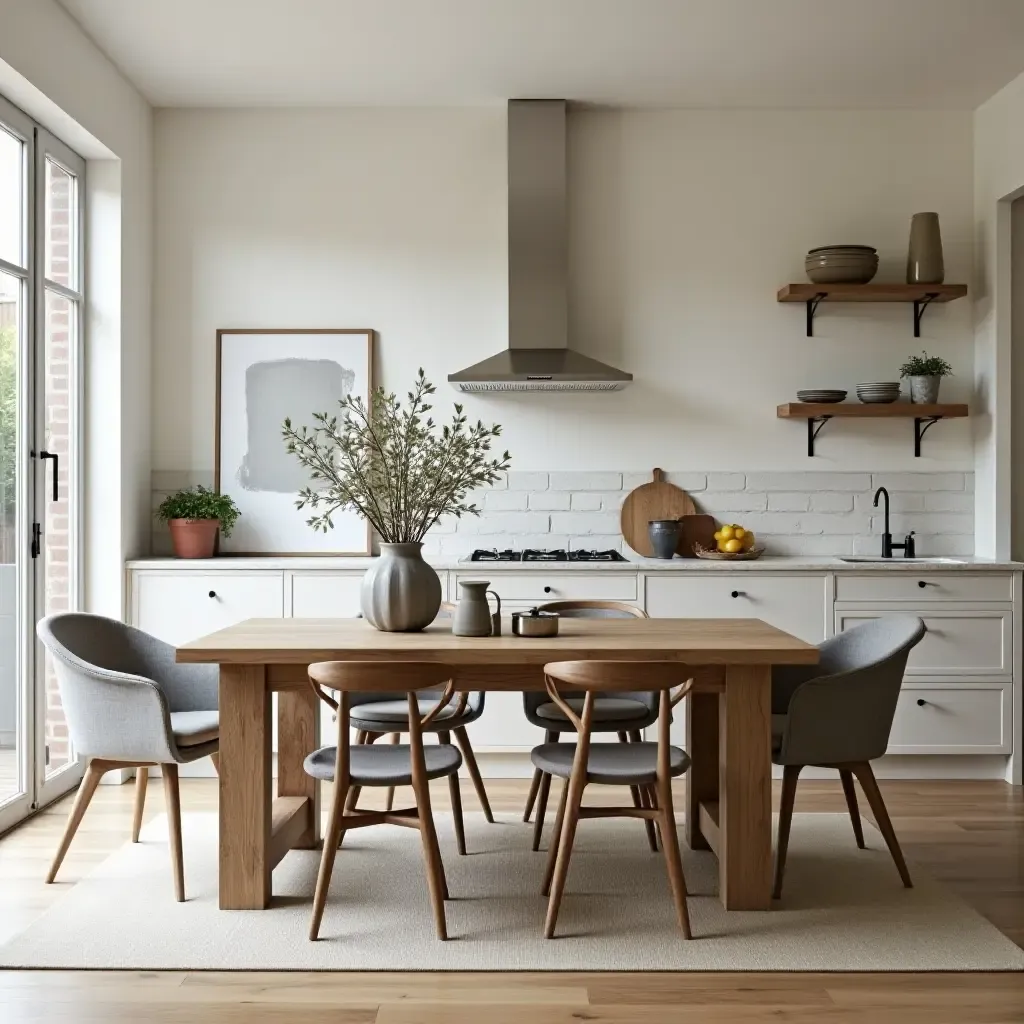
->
483;491;528;511
506;471;548;491
664;472;707;492
569;535;624;553
762;534;853;556
739;512;809;534
965;473;975;493
480;473;508;491
800;513;873;534
595;491;629;510
809;493;854;513
746;472;872;492
549;472;622;491
426;515;458;535
622;472;655;490
457;513;549;535
569;493;603;511
550;512;621;535
854;492;925;513
871;472;966;492
706;472;745;491
923;492;975;512
510;534;571;552
874;513;974;535
767;493;810;512
528;492;571;511
699;492;768;513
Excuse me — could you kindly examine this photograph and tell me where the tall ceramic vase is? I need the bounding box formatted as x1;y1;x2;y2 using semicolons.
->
906;212;944;285
360;542;442;632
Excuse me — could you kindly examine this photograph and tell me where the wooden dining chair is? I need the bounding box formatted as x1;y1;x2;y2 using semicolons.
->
305;661;465;941
533;660;697;940
523;601;660;854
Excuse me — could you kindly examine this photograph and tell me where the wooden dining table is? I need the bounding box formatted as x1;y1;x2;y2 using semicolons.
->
176;616;818;913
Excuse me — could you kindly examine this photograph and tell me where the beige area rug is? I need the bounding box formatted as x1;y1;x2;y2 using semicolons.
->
1;811;1021;971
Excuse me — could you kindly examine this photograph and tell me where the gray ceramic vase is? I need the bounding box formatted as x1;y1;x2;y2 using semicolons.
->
906;212;944;285
908;375;941;404
648;519;682;559
360;542;442;632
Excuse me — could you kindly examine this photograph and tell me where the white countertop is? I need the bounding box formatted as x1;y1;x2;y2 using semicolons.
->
126;555;1024;572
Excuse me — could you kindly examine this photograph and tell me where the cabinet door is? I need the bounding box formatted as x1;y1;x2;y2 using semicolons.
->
888;684;1011;754
131;572;285;646
289;573;364;617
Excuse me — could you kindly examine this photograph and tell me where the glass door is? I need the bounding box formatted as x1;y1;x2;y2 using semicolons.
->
0;95;84;832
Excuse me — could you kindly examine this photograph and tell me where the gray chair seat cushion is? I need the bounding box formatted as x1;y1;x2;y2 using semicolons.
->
304;742;463;786
531;741;690;785
349;695;482;732
535;696;650;725
170;710;220;748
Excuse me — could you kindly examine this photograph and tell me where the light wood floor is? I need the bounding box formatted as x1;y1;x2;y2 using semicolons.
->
0;776;1022;1023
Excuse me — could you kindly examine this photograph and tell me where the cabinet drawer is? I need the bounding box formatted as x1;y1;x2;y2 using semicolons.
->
889;685;1011;754
453;572;637;604
290;572;364;617
131;571;284;646
835;573;1011;604
646;575;828;644
836;609;1011;679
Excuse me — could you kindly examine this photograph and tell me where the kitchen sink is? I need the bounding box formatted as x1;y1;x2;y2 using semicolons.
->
838;557;967;564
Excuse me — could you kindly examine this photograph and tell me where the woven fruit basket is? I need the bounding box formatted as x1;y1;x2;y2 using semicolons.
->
693;542;765;561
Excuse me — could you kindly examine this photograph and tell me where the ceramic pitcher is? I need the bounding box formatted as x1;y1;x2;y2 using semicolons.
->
453;580;501;637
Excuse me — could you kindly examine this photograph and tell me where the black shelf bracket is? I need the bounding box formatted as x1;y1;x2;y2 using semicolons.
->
912;293;940;338
807;415;832;456
805;292;827;336
914;416;943;457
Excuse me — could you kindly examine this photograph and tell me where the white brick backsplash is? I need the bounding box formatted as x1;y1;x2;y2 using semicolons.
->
698;492;768;513
483;491;528;511
457;512;549;535
874;512;974;535
854;492;925;513
706;472;745;491
570;535;625;553
852;533;973;557
528;492;572;511
569;493;603;511
767;493;810;512
871;472;966;491
761;535;854;556
549;472;623;491
550;512;621;535
746;472;872;492
664;472;707;491
923;492;975;512
622;472;655;490
809;492;854;513
506;472;549;491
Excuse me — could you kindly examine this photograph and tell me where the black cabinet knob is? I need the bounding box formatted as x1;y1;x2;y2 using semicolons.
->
208;590;217;599
918;580;928;588
543;586;552;594
731;590;744;598
916;698;927;706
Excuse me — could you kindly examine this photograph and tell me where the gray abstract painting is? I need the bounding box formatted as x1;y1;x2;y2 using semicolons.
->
237;357;355;493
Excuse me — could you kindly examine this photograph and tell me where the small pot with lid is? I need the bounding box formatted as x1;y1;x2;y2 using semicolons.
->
511;607;560;637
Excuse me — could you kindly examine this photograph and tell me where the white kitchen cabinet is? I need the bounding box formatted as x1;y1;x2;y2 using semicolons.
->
455;572;637;605
288;572;365;618
131;571;285;646
888;684;1011;755
835;573;1011;604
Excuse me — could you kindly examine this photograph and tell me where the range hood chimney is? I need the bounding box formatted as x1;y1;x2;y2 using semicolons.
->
448;100;632;392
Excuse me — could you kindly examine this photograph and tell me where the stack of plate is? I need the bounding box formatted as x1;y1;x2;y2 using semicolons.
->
805;245;878;285
856;381;901;404
796;389;847;404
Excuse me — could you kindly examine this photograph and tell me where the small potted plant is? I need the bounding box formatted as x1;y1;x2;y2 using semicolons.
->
283;369;511;632
899;350;953;404
157;486;240;559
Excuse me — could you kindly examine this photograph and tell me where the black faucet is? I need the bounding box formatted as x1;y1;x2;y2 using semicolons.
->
873;486;916;558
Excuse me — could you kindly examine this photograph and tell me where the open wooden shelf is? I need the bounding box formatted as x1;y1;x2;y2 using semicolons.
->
777;283;968;337
777;402;969;457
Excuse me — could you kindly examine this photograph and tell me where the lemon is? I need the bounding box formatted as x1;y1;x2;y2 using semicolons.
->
719;525;735;541
743;532;756;551
724;538;743;553
713;530;723;542
734;527;747;540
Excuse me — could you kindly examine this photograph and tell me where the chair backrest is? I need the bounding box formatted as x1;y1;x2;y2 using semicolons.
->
524;601;649;714
777;615;926;766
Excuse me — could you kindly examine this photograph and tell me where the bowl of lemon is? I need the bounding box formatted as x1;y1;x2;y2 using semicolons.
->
694;524;764;560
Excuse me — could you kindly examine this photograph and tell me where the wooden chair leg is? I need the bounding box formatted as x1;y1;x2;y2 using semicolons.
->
439;731;467;856
523;766;543;822
132;766;148;843
541;778;569;896
645;783;663;849
772;764;802;900
531;729;558;851
839;768;866;849
344;731;372;814
852;761;913;888
628;730;658;852
656;773;692;939
309;765;349;940
46;759;106;883
411;769;450;939
543;768;586;939
453;726;494;823
161;764;185;902
384;732;400;812
209;751;219;776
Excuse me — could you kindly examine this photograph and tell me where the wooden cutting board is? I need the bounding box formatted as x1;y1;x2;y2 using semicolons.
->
678;514;717;558
620;469;697;557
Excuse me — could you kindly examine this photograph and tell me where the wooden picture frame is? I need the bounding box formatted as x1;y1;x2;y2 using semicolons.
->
214;328;374;556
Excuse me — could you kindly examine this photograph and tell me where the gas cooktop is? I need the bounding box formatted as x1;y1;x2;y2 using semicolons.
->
468;548;628;562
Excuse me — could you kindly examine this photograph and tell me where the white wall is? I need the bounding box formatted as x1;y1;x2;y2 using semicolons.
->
974;70;1024;559
0;0;153;615
153;107;973;494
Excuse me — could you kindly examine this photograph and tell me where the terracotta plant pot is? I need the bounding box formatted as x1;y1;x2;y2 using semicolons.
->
168;518;219;559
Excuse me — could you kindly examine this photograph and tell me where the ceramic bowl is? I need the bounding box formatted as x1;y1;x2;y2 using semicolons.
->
808;245;877;254
806;264;878;284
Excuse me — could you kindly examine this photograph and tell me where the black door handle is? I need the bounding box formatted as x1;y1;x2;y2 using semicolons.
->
40;450;59;502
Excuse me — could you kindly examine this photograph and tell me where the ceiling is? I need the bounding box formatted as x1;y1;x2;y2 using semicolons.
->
57;0;1024;110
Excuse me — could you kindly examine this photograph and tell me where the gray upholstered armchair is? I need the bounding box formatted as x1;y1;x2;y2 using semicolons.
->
37;613;220;901
771;614;926;899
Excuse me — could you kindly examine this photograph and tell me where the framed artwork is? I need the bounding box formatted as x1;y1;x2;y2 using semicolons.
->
214;328;373;555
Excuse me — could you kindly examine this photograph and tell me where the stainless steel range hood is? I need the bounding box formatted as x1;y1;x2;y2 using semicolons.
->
449;100;632;392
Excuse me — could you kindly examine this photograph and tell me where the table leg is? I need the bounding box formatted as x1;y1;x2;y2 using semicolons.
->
219;664;272;910
719;664;773;910
277;686;321;849
685;688;720;851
